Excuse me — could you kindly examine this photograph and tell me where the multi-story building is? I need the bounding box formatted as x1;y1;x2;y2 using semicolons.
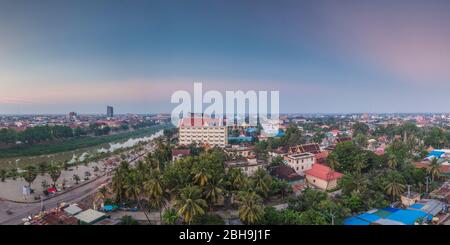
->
107;106;114;118
225;156;266;176
284;152;315;174
178;116;228;147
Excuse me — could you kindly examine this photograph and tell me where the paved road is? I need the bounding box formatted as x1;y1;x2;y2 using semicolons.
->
0;141;157;225
0;175;110;225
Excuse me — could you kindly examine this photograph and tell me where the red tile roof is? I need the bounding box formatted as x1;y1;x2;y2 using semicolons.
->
305;163;343;181
172;149;191;156
314;151;329;163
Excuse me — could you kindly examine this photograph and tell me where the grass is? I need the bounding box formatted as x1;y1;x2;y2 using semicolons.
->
0;124;172;159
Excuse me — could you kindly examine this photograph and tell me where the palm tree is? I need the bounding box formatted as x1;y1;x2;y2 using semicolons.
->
236;190;264;224
192;167;211;187
252;168;271;197
427;158;441;181
387;154;398;169
203;178;224;212
73;174;80;184
353;154;366;174
93;186;108;210
0;169;6;182
327;154;340;171
162;208;179;225
38;162;48;176
111;166;127;204
175;186;207;224
229;168;246;190
124;170;150;222
22;165;38;188
385;176;405;202
144;171;168;222
48;163;61;187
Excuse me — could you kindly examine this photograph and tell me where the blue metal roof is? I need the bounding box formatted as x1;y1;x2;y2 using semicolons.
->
358;213;381;223
344;217;371;225
385;209;429;225
409;203;425;209
426;151;445;159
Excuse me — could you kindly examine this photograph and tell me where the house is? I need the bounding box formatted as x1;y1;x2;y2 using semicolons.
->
270;164;304;183
304;163;343;191
225;156;267;176
314;151;329;164
344;199;447;225
268;146;289;157
344;208;431;225
224;145;255;158
172;149;191;161
400;191;421;207
74;209;108;225
284;153;315;174
430;181;450;204
335;137;352;143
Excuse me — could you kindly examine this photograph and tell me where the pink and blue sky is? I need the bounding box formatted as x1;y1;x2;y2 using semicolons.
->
1;0;450;114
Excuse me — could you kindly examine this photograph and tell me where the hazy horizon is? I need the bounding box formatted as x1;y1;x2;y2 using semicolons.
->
2;0;450;114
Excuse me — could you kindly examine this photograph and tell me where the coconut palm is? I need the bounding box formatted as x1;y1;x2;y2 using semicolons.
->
175;186;207;224
93;186;108;210
0;169;6;182
252;168;272;197
387;154;398;169
192;167;211;187
73;174;80;184
203;178;224;212
385;176;405;202
229;168;246;190
111;166;127;204
327;154;340;171
236;190;264;224
124;170;150;222
427;158;441;181
353;154;366;174
162;208;179;225
144;171;168;222
48;163;61;187
22;165;38;188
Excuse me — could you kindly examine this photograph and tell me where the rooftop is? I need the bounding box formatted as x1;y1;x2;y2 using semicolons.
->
304;163;343;181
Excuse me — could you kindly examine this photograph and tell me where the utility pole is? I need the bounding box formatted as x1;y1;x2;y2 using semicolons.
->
425;176;430;194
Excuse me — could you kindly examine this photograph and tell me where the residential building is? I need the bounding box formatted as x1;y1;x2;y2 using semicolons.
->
225;156;266;176
284;152;315;174
224;145;255;158
172;149;191;161
305;163;343;190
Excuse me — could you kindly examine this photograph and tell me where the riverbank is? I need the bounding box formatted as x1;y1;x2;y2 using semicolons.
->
0;124;171;159
0;128;165;202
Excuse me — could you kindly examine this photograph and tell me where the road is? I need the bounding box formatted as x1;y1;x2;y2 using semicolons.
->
0;175;109;225
0;141;157;225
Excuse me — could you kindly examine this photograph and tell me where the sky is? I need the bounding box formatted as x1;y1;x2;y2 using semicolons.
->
1;0;450;114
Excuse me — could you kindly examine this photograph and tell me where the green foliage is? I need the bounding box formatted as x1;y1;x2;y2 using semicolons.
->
162;208;179;225
22;165;38;187
352;122;369;136
288;188;327;212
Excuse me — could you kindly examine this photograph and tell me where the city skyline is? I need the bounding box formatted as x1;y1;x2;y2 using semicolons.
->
1;0;450;114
